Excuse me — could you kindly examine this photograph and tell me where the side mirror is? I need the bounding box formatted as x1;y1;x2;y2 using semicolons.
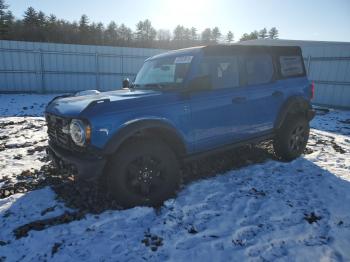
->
188;75;212;92
122;78;130;88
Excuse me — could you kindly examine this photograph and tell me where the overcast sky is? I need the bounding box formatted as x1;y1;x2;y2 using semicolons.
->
6;0;350;42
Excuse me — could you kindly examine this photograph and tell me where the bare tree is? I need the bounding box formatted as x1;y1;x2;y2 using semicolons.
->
157;29;171;41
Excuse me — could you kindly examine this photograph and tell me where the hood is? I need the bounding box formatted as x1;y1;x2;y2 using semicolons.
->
45;89;161;117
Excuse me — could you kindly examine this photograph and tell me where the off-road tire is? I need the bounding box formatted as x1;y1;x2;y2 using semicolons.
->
273;114;310;161
106;138;180;208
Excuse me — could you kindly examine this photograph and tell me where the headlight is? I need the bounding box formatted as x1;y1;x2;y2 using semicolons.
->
69;119;90;146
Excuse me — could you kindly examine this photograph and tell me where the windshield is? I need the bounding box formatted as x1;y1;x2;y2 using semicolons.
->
133;56;193;89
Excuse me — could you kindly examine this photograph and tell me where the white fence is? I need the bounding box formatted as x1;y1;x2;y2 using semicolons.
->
0;40;165;93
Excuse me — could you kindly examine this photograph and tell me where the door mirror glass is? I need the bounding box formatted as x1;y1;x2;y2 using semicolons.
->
188;75;212;91
122;78;130;88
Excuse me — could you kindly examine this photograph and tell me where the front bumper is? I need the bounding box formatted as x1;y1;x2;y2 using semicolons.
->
307;109;316;121
47;142;107;180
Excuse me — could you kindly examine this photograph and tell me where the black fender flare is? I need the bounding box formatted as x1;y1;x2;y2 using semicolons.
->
274;96;312;130
102;119;187;156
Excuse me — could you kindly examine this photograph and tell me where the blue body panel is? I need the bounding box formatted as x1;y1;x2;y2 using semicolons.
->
46;46;311;156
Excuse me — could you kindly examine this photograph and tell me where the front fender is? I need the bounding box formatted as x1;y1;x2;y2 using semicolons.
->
102;118;187;155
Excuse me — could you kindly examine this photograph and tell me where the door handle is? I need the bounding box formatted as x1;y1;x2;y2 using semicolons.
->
272;91;283;97
232;96;246;103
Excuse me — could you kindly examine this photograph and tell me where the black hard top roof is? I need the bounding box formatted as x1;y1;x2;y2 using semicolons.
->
149;44;302;60
202;44;303;56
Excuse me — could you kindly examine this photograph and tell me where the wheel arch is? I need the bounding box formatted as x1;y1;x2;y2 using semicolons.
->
274;96;312;130
103;118;188;158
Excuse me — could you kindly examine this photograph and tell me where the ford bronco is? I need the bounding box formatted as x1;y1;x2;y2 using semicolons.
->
45;45;315;207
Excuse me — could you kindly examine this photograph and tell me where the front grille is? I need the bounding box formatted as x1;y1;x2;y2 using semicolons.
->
46;113;71;150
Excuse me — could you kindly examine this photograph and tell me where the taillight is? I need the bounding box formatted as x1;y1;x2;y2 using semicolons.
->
310;81;315;99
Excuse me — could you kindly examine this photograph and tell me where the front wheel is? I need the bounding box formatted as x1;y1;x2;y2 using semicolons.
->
106;139;180;208
273;115;310;161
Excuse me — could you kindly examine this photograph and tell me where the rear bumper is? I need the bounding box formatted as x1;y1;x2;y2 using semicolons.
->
47;142;107;180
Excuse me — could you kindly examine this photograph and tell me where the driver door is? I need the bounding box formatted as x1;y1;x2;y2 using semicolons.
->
189;55;241;152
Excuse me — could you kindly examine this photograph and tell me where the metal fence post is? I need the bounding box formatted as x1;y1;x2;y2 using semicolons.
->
39;49;45;93
95;52;100;90
121;54;124;81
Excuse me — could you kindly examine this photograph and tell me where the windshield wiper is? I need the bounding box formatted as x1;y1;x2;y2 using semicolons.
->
145;83;164;89
134;83;179;90
134;83;164;90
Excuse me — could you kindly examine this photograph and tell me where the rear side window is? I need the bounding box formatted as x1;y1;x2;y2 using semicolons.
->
245;54;274;86
279;56;304;77
199;56;240;89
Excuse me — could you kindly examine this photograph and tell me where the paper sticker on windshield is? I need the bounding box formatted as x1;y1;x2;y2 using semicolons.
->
175;56;193;64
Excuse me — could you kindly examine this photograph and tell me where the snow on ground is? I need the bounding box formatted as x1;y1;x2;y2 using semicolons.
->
0;94;57;117
0;94;349;261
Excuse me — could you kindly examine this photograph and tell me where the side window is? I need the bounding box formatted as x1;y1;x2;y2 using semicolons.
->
245;54;274;85
142;65;175;83
199;56;240;89
279;56;304;77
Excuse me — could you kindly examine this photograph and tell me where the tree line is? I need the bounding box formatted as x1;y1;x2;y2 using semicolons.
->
0;0;279;49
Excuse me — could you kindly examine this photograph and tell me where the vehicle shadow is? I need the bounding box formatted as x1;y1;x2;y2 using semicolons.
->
51;141;277;212
0;140;313;212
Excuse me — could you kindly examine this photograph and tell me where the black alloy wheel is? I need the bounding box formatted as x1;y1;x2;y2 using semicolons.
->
106;138;180;208
273;115;310;161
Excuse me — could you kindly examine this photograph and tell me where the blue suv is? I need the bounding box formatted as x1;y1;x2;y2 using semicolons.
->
45;45;315;207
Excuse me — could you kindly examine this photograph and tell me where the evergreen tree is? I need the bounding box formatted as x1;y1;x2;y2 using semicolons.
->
212;27;221;43
135;19;156;43
5;10;13;24
201;28;212;44
23;7;38;26
190;27;197;41
0;0;7;16
226;31;234;43
239;33;250;41
79;14;90;43
0;0;7;22
258;27;267;39
119;23;132;43
239;30;259;42
0;0;10;37
173;25;185;41
0;2;276;49
37;11;46;26
79;14;89;31
48;14;57;24
91;22;104;44
183;28;191;41
249;30;259;40
23;7;43;41
105;21;119;45
45;14;58;42
269;27;279;39
135;20;143;41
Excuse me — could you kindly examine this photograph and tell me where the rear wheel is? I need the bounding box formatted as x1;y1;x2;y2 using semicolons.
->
273;115;310;161
106;138;180;208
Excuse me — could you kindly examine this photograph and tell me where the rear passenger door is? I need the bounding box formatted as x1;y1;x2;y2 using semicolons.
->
232;53;284;138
